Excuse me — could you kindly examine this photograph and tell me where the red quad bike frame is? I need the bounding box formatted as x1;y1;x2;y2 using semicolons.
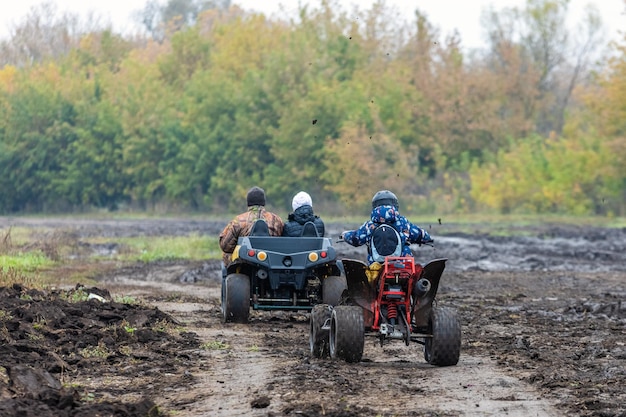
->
372;257;422;341
309;255;461;366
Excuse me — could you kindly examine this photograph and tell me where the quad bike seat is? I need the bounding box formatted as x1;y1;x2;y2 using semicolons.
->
301;221;320;237
249;219;270;236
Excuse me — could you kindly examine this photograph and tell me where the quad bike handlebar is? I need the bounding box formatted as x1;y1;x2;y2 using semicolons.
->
336;233;435;247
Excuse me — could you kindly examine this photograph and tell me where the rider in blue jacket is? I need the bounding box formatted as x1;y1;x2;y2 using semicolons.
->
341;190;433;264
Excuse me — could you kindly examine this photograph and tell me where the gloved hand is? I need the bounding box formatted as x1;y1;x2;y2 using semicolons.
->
421;230;434;245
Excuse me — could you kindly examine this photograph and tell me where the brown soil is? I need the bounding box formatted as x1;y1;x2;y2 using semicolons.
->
0;217;624;417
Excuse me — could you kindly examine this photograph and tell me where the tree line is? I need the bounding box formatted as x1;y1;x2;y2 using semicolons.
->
0;0;624;216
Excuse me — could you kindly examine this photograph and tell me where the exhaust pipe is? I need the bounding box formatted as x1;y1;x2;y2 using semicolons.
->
415;278;431;296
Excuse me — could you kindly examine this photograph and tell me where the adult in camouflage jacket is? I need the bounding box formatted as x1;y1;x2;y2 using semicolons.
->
219;186;284;265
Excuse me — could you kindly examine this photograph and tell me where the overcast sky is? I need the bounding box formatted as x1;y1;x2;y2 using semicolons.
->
1;0;624;49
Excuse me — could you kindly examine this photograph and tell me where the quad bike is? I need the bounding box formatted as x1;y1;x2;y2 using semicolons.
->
310;247;461;366
221;221;346;323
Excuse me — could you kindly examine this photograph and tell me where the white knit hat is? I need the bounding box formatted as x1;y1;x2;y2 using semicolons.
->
292;191;313;211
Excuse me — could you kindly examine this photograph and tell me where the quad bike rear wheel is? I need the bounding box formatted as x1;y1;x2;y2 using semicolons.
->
329;306;364;363
322;275;347;306
310;304;332;358
424;306;461;366
222;273;250;323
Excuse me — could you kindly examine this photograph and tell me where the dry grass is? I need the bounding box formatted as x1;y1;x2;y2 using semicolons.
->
0;227;12;254
0;227;94;289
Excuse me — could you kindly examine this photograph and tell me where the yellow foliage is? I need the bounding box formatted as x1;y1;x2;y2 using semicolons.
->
323;123;417;211
202;13;286;80
0;66;17;92
30;63;61;86
470;133;619;214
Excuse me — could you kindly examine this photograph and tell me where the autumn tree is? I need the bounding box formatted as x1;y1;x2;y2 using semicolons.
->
135;0;232;40
481;0;604;135
0;2;107;67
323;124;421;212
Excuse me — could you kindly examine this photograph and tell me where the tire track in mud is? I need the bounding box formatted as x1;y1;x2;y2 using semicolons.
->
268;337;561;417
182;325;282;417
134;280;561;417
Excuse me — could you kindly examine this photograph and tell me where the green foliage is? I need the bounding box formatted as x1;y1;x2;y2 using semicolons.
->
0;0;623;216
159;27;211;88
0;79;76;211
53;99;128;209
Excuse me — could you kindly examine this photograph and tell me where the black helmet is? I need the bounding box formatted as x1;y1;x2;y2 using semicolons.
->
372;190;399;209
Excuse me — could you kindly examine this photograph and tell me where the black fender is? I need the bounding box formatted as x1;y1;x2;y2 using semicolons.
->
412;258;447;330
339;259;376;319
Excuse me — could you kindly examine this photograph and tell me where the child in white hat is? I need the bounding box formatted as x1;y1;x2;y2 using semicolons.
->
282;191;325;237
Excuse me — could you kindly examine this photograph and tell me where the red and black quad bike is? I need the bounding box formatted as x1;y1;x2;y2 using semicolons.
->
309;255;461;366
221;221;347;323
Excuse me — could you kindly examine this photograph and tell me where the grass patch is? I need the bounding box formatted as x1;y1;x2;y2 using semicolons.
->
0;252;55;271
0;310;13;321
0;225;222;288
111;234;221;262
60;287;91;303
0;227;69;287
113;295;139;304
201;340;230;350
0;266;50;288
429;214;626;237
326;213;626;228
79;343;110;358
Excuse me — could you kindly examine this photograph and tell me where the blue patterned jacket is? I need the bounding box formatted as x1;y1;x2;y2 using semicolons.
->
342;205;432;264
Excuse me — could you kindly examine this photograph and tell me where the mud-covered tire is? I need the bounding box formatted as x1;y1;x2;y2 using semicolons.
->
329;306;364;363
310;304;332;358
222;273;250;323
323;275;347;306
424;306;461;366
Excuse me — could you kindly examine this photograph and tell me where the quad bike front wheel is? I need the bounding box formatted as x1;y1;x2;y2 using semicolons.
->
424;306;461;366
329;306;364;363
310;304;332;358
322;275;347;306
222;273;250;323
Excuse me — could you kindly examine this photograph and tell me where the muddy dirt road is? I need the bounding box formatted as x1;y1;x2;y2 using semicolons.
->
0;217;624;416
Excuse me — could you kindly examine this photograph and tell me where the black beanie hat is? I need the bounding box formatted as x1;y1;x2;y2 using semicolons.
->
247;186;266;206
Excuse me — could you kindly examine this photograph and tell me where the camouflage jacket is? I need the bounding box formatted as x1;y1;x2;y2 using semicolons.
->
219;206;284;265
